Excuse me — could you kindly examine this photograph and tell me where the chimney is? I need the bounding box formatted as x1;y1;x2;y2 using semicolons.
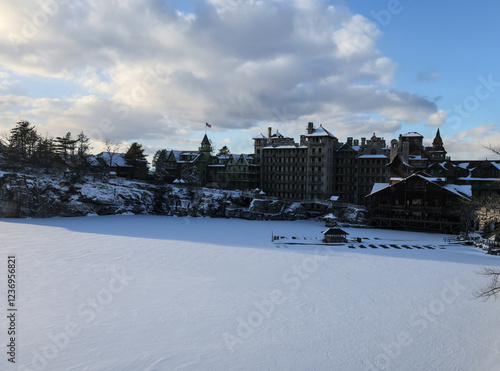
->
354;139;359;146
347;137;353;146
268;127;272;139
361;137;366;147
307;122;314;134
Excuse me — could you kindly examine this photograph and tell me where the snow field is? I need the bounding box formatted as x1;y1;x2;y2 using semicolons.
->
1;216;500;370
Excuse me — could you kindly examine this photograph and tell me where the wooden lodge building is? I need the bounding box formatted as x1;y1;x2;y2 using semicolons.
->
366;173;471;234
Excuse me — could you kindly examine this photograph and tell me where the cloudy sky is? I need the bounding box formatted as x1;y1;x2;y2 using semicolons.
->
0;0;499;159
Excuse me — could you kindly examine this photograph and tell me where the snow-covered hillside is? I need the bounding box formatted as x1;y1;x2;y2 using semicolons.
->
1;172;344;221
2;216;500;370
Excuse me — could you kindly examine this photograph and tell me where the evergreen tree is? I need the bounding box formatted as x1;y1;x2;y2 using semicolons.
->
181;163;201;186
33;135;56;169
217;145;231;156
152;149;169;180
54;132;78;161
8;121;39;162
124;142;148;179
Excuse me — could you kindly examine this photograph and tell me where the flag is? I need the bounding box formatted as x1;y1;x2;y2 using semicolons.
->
206;123;212;128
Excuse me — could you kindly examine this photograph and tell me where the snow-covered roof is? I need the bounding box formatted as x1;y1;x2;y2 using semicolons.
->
264;145;302;149
337;143;359;152
304;125;336;138
368;183;390;196
270;130;292;139
177;153;200;164
98;152;132;167
358;154;388;159
369;174;470;200
321;228;348;235
87;155;101;167
420;176;447;182
252;133;268;140
444;184;472;198
169;150;185;161
458;177;500;182
437;162;448;169
402;132;423;137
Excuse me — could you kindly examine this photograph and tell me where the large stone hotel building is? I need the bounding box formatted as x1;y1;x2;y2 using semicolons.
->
253;122;390;203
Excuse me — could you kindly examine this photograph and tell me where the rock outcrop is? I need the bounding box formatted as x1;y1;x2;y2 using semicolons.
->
0;171;367;223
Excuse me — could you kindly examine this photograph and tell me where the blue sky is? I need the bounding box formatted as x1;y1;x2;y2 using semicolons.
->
347;0;500;152
0;0;499;159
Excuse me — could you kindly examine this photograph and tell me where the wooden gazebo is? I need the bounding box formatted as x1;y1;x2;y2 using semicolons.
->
322;228;349;243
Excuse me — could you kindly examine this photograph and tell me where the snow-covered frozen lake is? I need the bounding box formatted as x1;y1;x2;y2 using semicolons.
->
2;215;500;370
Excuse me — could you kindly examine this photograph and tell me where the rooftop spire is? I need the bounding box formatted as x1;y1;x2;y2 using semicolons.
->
433;129;443;147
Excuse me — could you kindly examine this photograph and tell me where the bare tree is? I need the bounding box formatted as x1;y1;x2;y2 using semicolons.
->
483;143;500;156
103;138;120;167
475;145;500;300
475;267;500;300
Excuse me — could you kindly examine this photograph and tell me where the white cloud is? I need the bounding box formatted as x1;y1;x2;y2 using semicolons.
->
0;0;439;153
442;123;500;160
426;110;447;126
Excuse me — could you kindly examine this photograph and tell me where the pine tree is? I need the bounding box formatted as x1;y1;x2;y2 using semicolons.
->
124;142;148;179
8;121;39;162
54;132;78;162
217;145;231;156
152;149;169;180
33;135;56;169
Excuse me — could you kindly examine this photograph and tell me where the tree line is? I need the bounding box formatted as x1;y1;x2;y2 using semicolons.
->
0;121;147;179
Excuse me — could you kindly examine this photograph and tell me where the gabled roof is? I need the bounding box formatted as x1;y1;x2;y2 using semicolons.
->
367;172;471;200
97;152;132;167
304;125;337;138
252;133;268;140
322;228;349;236
168;150;185;161
444;184;472;198
177;153;200;164
337;143;358;152
270;130;291;139
368;183;390;196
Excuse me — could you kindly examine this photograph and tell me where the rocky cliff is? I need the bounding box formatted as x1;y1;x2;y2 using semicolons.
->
0;171;368;223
